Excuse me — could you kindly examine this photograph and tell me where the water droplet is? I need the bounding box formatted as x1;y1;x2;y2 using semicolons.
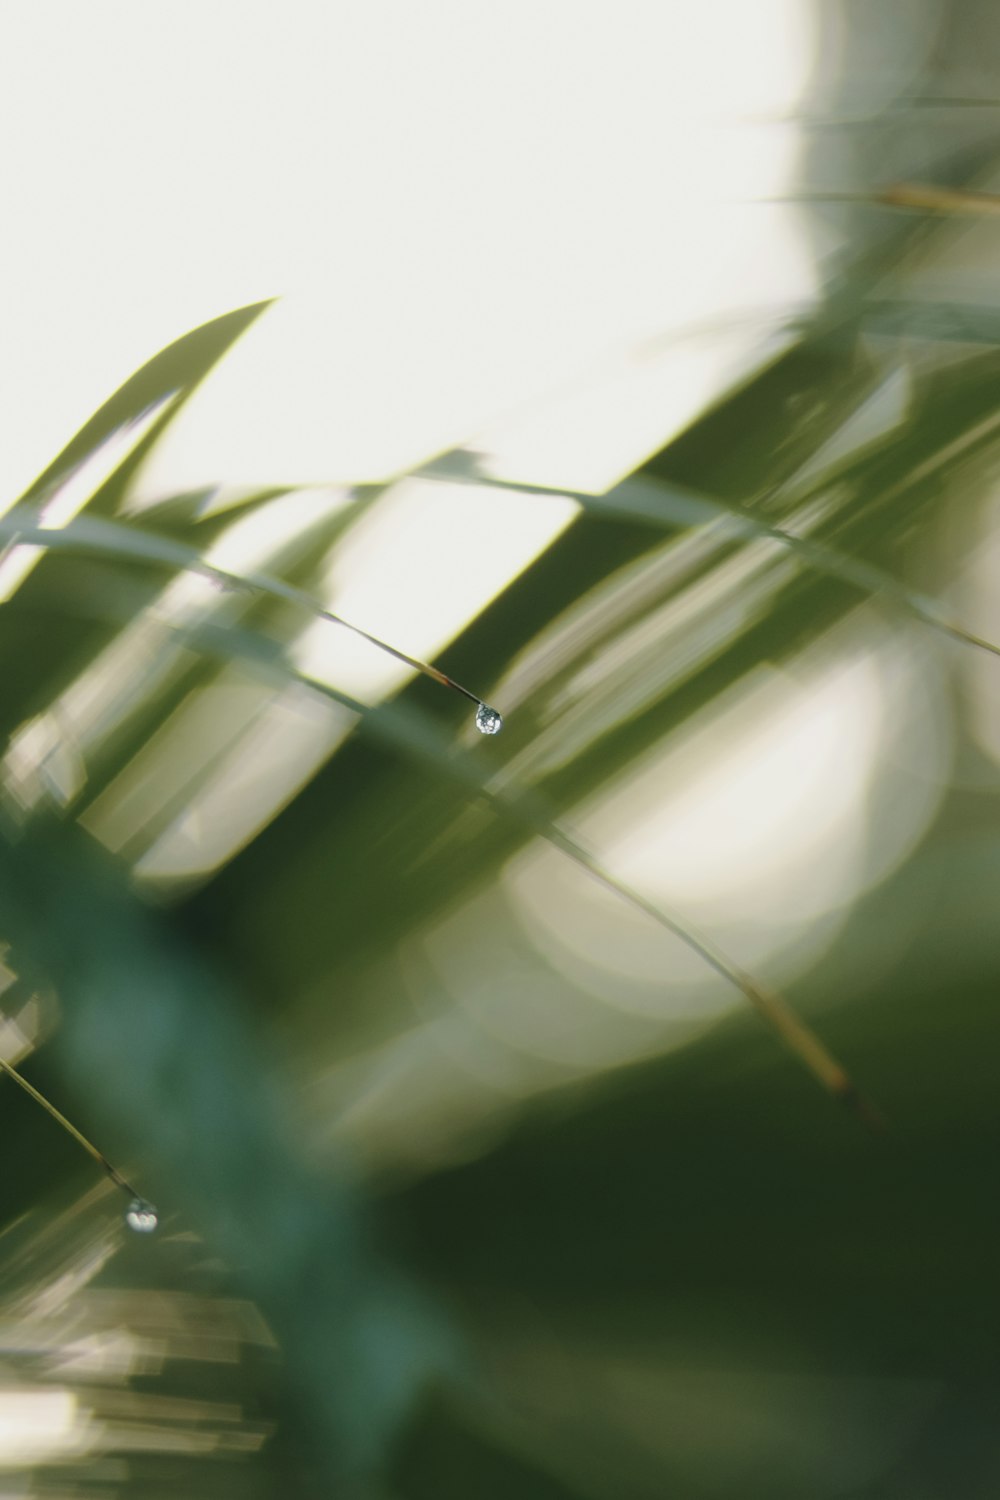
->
475;703;503;735
124;1198;158;1234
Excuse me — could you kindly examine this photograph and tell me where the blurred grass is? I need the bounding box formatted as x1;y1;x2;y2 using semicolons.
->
7;7;1000;1496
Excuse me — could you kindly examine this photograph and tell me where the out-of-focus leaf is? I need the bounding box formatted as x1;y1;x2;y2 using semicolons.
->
18;300;272;509
0;816;454;1492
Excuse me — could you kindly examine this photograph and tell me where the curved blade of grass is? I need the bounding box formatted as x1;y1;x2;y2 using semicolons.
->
512;799;871;1119
0;508;490;710
0;1052;140;1198
423;457;1000;665
17;299;274;507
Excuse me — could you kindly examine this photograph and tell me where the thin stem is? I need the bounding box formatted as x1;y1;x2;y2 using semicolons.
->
294;598;481;706
0;511;490;714
0;1053;138;1197
504;800;883;1128
192;552;483;705
426;463;1000;669
779;183;1000;216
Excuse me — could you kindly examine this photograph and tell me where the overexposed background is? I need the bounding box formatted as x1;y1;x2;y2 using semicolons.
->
0;0;818;498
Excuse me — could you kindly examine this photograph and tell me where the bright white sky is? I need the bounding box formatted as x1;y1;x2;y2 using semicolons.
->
0;0;817;497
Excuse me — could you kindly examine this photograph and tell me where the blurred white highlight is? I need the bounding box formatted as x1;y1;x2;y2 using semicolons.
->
0;1390;90;1466
509;627;952;1010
